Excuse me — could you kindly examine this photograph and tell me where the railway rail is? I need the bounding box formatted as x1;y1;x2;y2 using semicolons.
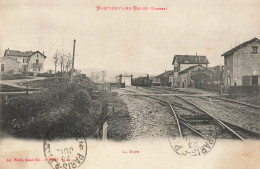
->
208;96;260;109
122;87;259;140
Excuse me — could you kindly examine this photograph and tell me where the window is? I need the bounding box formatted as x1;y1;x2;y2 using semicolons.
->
36;59;39;65
252;46;258;54
1;64;4;72
23;58;26;63
226;57;229;66
175;66;179;72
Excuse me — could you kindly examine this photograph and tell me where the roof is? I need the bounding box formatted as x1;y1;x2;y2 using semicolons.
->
0;56;20;63
156;70;174;78
4;49;47;58
221;37;260;56
179;65;211;74
172;55;209;65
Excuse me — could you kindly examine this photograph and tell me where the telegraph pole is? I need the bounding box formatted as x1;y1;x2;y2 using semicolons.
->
71;39;76;83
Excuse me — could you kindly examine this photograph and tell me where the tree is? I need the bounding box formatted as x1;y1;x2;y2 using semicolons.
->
59;50;65;76
53;50;60;74
65;53;72;73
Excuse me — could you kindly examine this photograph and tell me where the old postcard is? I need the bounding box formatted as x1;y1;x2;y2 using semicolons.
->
0;0;260;169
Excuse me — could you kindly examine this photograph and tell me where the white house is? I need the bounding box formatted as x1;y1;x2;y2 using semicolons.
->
2;49;47;74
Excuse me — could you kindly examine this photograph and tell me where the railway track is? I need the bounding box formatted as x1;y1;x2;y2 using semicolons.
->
122;87;259;140
150;86;198;95
208;96;260;109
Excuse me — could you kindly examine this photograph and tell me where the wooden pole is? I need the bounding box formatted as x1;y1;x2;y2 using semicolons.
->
103;121;108;141
71;39;76;83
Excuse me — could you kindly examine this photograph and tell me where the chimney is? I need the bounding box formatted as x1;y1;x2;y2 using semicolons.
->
7;48;9;55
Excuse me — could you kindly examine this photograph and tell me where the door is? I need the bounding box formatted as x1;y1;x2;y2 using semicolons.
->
227;76;231;86
252;76;258;86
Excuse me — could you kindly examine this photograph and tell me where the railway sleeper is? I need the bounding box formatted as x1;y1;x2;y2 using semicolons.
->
179;114;212;121
179;115;213;125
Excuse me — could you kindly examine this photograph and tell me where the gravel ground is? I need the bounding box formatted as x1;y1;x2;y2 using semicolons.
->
116;88;178;140
182;96;260;134
224;95;260;106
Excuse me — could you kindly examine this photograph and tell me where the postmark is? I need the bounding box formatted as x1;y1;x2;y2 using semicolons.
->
43;123;87;169
168;119;217;156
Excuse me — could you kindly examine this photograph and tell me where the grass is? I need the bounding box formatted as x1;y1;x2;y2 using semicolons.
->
0;82;103;139
0;84;38;92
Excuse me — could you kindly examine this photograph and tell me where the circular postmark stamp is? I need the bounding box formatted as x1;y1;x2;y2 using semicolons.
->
168;119;217;156
43;123;87;169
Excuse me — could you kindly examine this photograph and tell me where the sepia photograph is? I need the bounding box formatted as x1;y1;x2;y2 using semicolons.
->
0;0;260;169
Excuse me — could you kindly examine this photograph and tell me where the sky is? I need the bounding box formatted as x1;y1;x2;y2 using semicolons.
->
0;0;260;75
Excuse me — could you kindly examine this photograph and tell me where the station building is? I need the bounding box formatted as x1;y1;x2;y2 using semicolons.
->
222;37;260;86
171;55;210;87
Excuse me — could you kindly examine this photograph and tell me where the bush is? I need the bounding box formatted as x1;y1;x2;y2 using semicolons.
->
37;73;55;77
0;73;28;80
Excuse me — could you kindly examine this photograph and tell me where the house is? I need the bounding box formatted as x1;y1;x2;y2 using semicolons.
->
179;65;212;88
155;70;174;86
118;74;132;86
171;54;210;86
3;48;47;74
1;57;21;73
221;37;260;86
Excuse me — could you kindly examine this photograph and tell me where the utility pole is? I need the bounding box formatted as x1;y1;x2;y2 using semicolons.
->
71;39;76;83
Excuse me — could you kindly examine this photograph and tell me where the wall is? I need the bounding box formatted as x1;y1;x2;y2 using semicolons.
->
233;41;260;86
28;52;45;73
228;86;260;96
1;58;21;73
179;72;188;87
169;75;175;86
224;54;234;86
121;76;132;86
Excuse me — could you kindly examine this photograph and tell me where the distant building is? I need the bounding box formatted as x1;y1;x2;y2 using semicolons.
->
2;48;47;74
155;70;174;86
221;37;260;86
118;74;132;86
172;55;210;86
151;76;161;86
179;65;212;88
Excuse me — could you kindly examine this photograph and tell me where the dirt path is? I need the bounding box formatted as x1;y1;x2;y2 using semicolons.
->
0;77;46;88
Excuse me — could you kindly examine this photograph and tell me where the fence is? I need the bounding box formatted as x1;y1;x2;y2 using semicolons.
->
195;83;221;93
228;86;260;96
